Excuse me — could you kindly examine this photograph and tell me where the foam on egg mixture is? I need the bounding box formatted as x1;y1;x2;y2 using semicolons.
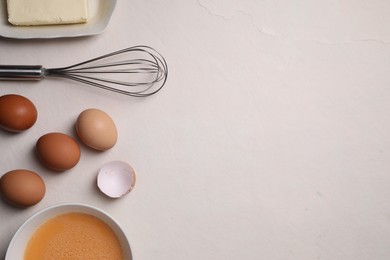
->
24;212;123;260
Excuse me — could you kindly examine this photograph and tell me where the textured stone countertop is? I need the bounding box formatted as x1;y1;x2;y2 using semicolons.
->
1;1;389;259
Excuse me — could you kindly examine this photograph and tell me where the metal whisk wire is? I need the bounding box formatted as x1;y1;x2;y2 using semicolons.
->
46;45;168;97
0;45;168;97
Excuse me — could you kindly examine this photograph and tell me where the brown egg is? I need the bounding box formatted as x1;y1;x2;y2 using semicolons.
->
76;108;118;151
0;169;45;207
0;94;38;132
36;132;81;171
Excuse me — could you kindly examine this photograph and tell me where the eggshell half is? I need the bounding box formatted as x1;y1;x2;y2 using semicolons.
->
97;161;136;198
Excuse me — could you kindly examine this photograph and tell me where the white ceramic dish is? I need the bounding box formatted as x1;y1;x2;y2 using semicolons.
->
5;203;132;259
0;0;117;39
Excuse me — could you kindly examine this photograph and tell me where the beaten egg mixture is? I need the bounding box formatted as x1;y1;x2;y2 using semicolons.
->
24;212;123;260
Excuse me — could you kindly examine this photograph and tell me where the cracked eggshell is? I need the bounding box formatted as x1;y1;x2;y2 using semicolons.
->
97;161;136;198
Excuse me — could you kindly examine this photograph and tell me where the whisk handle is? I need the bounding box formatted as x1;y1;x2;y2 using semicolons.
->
0;65;44;80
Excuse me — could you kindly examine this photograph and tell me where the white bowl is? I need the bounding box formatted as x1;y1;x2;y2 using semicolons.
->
5;203;132;260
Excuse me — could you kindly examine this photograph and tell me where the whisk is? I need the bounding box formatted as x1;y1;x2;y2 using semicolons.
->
0;45;168;97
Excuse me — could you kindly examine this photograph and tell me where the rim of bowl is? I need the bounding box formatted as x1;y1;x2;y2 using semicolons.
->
5;202;132;260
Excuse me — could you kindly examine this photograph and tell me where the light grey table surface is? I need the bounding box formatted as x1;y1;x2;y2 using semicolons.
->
1;1;390;259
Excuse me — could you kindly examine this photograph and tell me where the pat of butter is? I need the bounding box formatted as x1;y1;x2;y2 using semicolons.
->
7;0;88;26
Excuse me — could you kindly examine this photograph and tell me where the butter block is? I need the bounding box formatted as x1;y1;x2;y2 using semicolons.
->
7;0;88;26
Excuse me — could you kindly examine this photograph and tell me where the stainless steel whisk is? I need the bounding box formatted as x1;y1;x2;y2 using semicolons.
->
0;45;168;97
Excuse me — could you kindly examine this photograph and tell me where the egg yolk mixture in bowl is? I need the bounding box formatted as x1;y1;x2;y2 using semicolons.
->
24;212;123;259
5;203;131;260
